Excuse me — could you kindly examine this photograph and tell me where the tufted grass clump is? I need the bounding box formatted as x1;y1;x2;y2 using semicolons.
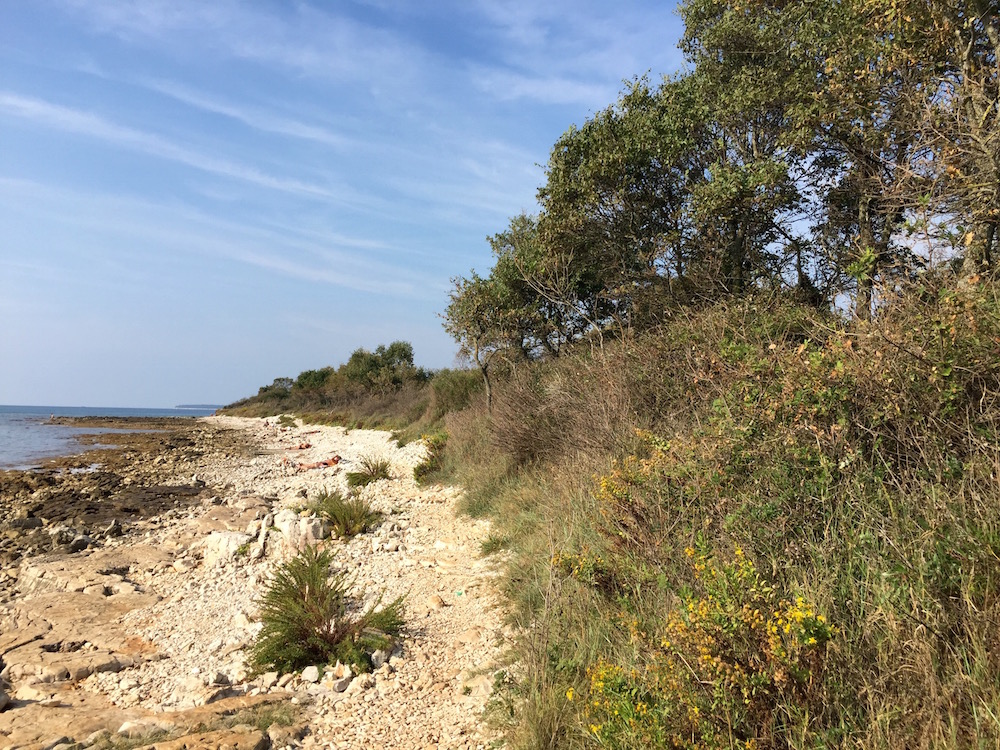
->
248;546;404;675
309;488;381;538
346;455;392;488
413;431;447;483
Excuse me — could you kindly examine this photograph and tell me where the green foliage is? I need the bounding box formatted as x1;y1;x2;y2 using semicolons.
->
248;546;403;675
480;533;510;555
428;369;482;421
446;283;1000;749
257;377;293;400
222;340;431;421
346;455;392;488
583;548;834;748
342;341;424;393
443;0;997;353
294;367;333;391
413;431;447;483
308;488;381;538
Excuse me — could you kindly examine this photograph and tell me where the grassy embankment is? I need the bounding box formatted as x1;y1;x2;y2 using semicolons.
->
225;278;1000;748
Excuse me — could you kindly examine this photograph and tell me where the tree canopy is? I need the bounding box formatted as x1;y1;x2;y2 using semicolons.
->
445;0;998;349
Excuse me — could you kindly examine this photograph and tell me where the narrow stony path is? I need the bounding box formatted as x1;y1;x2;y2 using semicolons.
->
202;417;507;750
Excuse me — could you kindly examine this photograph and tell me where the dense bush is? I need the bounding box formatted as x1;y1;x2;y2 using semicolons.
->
308;489;381;538
428;369;483;422
223;340;433;423
248;546;403;675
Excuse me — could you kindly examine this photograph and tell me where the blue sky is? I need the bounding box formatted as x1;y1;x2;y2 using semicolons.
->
1;1;685;407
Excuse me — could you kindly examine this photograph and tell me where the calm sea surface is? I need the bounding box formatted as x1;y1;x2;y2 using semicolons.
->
0;405;216;470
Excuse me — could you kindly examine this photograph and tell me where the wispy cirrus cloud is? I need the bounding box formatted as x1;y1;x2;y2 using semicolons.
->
61;1;428;90
0;176;437;298
470;0;684;100
0;92;340;199
135;78;356;150
467;67;615;107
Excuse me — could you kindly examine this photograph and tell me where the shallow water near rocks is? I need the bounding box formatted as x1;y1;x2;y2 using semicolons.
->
0;405;214;469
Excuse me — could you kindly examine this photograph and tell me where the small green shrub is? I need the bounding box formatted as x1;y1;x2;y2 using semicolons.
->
229;701;300;731
481;533;511;555
413;431;448;483
583;546;834;748
277;414;297;428
248;546;404;675
346;455;392;488
309;488;381;538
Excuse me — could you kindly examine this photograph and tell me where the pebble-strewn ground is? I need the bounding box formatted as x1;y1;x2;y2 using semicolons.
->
0;416;505;750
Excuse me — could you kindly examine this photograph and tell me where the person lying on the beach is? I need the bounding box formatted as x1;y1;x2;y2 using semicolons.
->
281;454;342;471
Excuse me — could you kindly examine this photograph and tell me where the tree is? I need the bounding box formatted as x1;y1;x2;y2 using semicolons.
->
680;0;813;296
488;213;581;356
341;341;423;394
919;0;999;275
443;272;504;412
537;78;707;329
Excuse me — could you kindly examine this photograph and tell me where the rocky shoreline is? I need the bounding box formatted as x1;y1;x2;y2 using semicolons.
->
0;417;504;750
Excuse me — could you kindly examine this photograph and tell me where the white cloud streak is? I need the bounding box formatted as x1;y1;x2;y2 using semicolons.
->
137;78;355;150
468;66;615;106
0;92;340;199
0;176;439;298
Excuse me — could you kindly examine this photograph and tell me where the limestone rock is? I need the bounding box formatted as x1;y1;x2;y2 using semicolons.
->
200;531;251;567
151;729;270;750
456;627;483;645
117;717;178;739
275;510;329;551
14;682;52;701
325;661;353;693
259;671;279;690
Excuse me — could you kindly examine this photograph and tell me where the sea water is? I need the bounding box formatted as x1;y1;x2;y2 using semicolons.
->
0;405;216;470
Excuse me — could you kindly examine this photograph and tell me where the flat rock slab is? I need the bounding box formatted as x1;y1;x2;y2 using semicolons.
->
17;545;172;597
3;589;157;653
0;683;138;749
138;728;269;750
0;689;291;750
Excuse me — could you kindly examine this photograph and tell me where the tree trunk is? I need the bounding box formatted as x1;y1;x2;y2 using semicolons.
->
473;342;493;414
480;364;493;414
856;195;875;322
962;221;997;277
726;217;746;293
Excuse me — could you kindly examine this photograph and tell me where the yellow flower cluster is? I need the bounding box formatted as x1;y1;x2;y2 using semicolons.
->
550;548;607;586
581;547;835;748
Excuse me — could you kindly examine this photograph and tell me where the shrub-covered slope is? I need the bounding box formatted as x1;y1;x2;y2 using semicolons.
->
442;280;1000;749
